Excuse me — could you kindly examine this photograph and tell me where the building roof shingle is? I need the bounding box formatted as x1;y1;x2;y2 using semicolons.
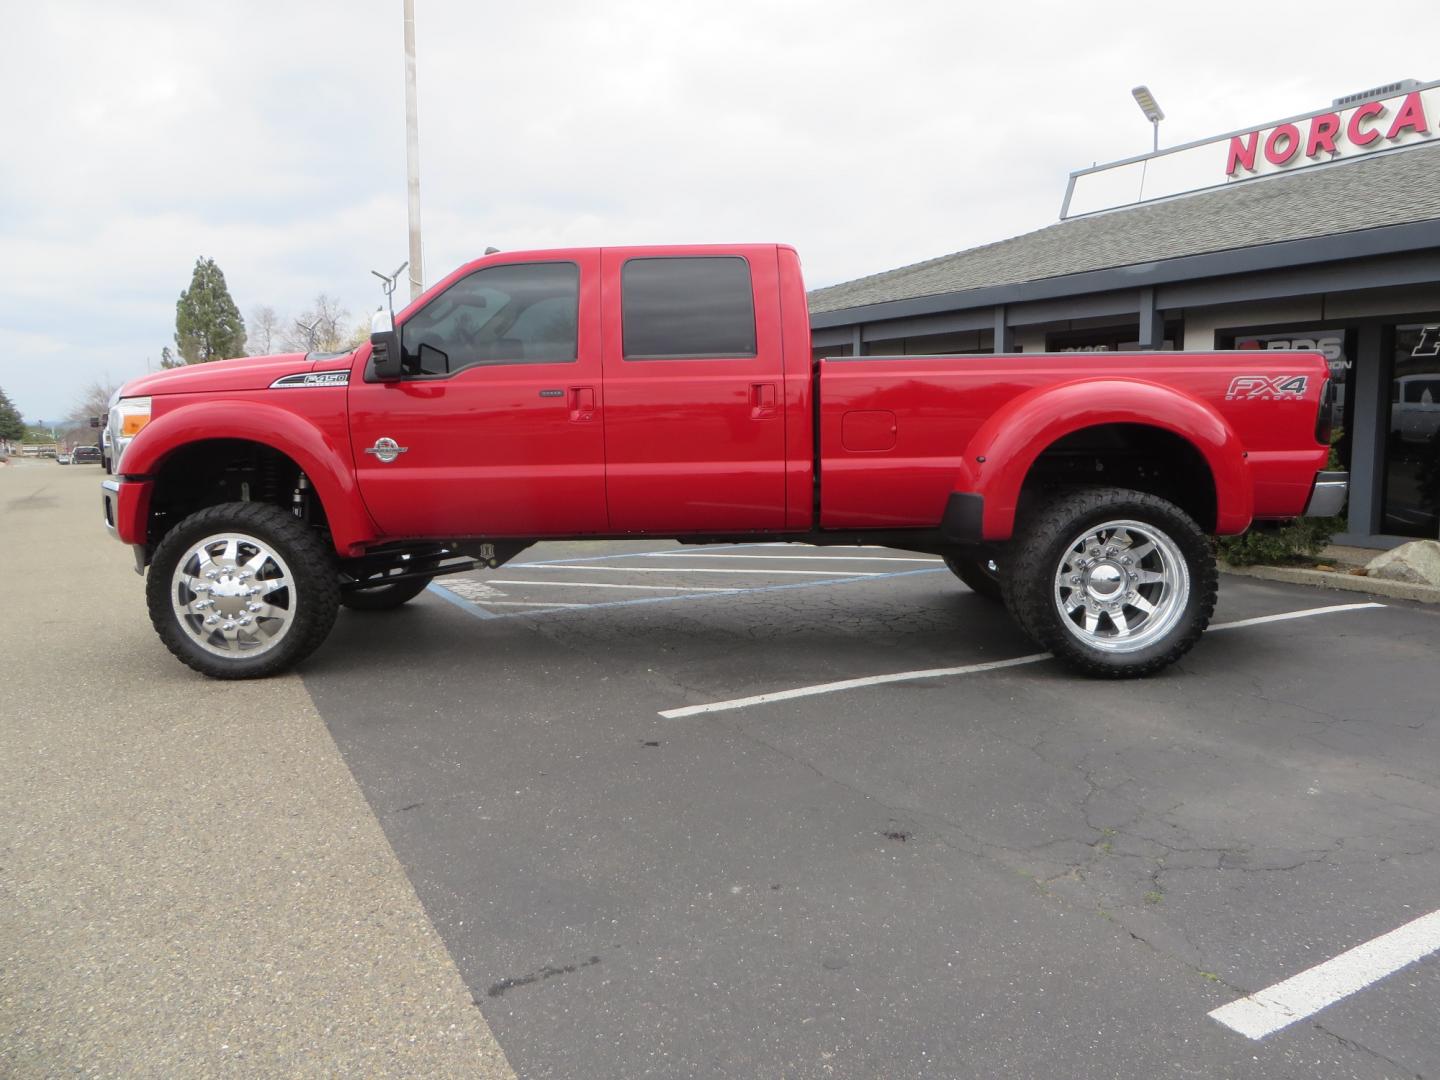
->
807;142;1440;315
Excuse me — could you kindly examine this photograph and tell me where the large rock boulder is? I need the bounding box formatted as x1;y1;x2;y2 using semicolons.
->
1366;540;1440;586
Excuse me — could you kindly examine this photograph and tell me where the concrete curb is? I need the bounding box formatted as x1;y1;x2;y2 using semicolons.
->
1221;562;1440;603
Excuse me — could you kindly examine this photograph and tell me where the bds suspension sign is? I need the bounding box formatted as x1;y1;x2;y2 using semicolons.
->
1063;82;1438;219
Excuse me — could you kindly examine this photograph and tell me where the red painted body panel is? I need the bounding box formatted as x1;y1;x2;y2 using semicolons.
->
118;393;375;554
110;478;153;546
598;245;787;533
348;249;608;538
110;244;1334;558
817;352;1329;538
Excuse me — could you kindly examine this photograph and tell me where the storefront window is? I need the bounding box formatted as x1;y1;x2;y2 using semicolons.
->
1229;329;1353;470
1383;323;1440;538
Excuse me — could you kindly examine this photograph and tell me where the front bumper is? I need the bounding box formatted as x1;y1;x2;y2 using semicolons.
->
101;478;152;573
1303;470;1348;518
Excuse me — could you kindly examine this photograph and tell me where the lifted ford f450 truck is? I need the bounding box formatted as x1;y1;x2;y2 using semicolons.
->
102;244;1345;679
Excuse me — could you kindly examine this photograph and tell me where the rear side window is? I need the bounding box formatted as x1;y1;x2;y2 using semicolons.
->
622;256;757;360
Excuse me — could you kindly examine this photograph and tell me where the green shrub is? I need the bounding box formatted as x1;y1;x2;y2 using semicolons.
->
1215;516;1342;566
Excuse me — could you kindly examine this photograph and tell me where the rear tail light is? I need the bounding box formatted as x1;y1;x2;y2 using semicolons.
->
1315;378;1335;446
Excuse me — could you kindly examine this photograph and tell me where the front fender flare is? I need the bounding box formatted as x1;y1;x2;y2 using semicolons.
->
952;378;1252;540
118;401;376;554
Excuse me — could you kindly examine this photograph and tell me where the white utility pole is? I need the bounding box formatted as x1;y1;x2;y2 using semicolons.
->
403;0;425;301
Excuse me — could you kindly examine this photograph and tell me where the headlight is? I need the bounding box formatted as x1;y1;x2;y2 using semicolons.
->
109;397;152;471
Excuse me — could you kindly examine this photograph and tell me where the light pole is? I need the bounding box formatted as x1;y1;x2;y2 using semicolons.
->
403;0;425;302
1132;85;1164;154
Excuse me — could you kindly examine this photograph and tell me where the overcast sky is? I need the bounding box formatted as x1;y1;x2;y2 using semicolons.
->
2;1;1437;422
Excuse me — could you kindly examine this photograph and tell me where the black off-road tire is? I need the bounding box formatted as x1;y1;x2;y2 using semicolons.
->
942;551;1003;601
146;502;340;679
340;575;433;611
1001;487;1217;678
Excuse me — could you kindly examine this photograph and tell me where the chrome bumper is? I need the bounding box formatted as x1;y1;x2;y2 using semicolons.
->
1303;470;1348;518
101;479;120;537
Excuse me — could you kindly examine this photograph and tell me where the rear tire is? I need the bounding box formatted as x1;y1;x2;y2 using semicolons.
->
942;551;1002;601
1002;487;1216;678
146;502;340;679
340;576;433;611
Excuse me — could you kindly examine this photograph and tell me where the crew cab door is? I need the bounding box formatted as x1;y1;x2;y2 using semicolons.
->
599;247;787;531
348;252;606;538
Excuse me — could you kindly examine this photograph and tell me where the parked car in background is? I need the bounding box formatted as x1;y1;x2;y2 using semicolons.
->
72;445;102;464
56;452;72;464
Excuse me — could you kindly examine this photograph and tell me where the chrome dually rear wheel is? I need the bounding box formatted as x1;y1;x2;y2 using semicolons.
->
1052;519;1188;653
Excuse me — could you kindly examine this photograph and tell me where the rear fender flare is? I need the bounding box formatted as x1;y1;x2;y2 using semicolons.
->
953;378;1252;540
117;401;376;554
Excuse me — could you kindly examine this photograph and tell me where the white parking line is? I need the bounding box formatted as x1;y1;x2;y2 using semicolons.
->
643;553;943;563
487;578;739;592
1209;908;1440;1040
660;654;1051;718
1205;601;1385;632
510;564;883;577
659;602;1387;718
483;600;589;608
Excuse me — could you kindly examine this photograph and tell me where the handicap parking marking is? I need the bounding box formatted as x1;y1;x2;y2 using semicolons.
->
1209;907;1440;1040
658;601;1389;718
428;565;949;621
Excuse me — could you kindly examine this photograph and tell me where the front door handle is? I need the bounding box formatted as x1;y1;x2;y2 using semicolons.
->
750;382;778;420
569;386;596;423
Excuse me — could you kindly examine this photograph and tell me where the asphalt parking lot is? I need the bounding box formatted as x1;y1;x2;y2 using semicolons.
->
7;461;1440;1078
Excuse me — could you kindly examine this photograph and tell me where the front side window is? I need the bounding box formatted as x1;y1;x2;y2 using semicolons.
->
400;262;579;376
622;256;757;360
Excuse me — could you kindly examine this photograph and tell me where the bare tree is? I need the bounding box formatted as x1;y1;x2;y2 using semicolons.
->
247;305;283;356
68;378;121;426
284;293;352;353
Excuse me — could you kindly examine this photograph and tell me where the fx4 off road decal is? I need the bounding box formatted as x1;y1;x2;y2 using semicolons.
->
1225;374;1309;400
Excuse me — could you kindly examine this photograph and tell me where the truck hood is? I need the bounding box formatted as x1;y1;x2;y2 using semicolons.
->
118;352;329;398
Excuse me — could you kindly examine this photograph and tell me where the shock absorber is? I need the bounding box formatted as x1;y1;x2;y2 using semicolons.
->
292;473;310;519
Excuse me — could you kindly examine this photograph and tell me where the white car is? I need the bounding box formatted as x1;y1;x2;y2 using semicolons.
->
56;452;72;465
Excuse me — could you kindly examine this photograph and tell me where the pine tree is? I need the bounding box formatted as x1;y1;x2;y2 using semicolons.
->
174;257;246;364
0;386;26;445
159;346;183;369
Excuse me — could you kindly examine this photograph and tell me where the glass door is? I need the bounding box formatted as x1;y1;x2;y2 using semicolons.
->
1383;323;1440;538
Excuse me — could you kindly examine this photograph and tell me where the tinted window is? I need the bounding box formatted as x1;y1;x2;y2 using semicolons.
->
623;257;756;360
401;262;578;375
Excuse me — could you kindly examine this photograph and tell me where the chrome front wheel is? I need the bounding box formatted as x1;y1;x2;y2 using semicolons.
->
170;532;297;658
146;502;340;679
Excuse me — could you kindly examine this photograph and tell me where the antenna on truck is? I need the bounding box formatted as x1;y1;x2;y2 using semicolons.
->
370;261;409;320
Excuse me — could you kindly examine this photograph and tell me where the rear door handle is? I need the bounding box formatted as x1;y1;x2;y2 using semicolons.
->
750;382;777;419
569;386;596;423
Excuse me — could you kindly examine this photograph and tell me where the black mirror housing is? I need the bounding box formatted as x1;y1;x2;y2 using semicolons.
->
370;329;403;381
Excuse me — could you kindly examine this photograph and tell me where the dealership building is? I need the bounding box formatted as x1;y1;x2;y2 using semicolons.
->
808;79;1440;547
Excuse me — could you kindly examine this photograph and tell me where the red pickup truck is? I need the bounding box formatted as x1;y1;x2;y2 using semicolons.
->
102;244;1344;680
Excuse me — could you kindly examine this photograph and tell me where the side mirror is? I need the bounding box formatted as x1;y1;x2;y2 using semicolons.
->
370;309;402;381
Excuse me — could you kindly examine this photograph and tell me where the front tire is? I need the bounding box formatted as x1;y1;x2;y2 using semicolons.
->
1002;487;1216;678
146;502;340;679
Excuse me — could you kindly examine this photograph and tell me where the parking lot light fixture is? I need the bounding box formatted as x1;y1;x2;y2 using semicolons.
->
1132;85;1164;153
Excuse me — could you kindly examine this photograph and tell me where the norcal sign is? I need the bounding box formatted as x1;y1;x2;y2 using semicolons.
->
1063;81;1439;219
1226;91;1431;178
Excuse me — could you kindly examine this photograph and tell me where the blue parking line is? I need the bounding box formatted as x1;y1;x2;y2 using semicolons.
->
425;566;947;624
425;581;500;618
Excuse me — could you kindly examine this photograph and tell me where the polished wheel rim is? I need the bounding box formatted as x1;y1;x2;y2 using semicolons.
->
171;532;296;658
1052;519;1188;653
